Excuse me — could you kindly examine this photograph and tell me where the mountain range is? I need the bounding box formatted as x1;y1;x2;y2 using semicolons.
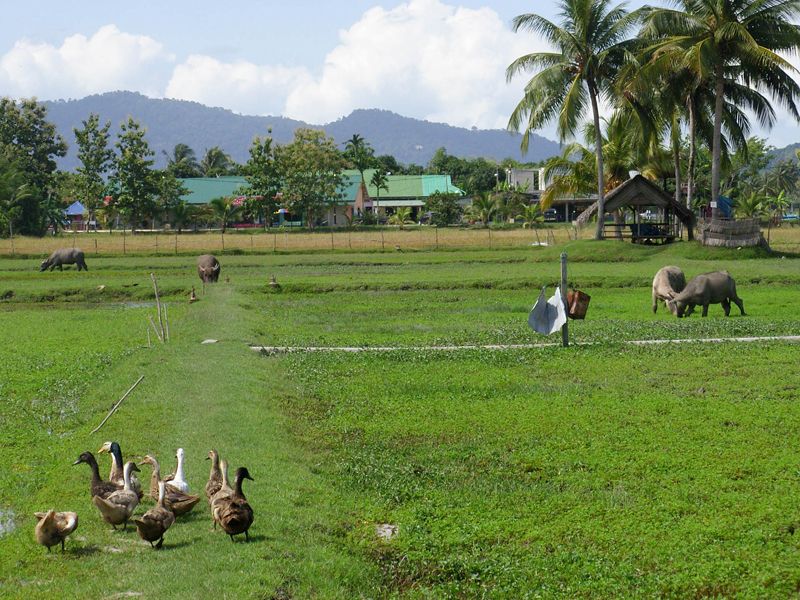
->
41;91;562;171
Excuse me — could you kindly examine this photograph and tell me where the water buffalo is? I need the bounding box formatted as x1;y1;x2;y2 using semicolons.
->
197;254;220;283
668;271;745;318
652;265;686;313
40;248;88;272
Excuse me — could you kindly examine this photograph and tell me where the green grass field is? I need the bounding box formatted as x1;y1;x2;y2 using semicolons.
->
0;240;799;598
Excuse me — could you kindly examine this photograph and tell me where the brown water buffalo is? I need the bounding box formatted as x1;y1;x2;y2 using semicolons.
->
40;248;88;271
652;266;686;313
668;271;745;317
197;254;220;283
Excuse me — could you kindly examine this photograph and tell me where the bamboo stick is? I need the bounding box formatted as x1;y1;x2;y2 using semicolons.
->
90;375;144;434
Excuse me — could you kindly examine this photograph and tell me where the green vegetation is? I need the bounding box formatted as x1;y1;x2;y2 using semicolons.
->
0;241;799;597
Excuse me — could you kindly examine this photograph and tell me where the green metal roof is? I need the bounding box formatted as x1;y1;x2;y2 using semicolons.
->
342;170;463;201
179;177;247;205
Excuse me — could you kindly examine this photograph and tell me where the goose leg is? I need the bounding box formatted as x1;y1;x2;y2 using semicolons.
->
229;534;234;542
155;537;164;549
61;539;65;552
245;530;249;542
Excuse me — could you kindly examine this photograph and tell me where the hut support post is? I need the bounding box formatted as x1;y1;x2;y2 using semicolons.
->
560;252;569;348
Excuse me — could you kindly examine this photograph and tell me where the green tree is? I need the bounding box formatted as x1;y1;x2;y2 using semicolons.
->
506;0;642;239
0;98;67;234
424;192;463;227
643;0;800;217
164;143;201;178
154;171;188;225
111;118;157;230
388;206;413;228
241;134;281;228
278;129;346;228
200;146;234;177
210;197;241;233
344;134;375;184
370;169;389;220
74;113;114;225
469;192;497;225
520;203;545;228
734;192;764;219
0;149;30;237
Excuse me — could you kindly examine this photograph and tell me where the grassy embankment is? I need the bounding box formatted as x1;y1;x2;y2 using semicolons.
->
0;239;799;597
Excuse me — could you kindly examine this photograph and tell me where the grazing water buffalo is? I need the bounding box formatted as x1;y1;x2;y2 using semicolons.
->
197;254;220;283
40;248;88;272
652;265;686;313
668;271;745;318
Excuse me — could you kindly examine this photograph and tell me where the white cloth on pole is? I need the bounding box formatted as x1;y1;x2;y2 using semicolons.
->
528;286;567;335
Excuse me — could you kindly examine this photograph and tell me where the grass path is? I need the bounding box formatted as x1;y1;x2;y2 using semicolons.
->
0;284;377;599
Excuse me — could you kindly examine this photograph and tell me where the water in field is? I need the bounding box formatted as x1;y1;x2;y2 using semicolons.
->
0;508;16;536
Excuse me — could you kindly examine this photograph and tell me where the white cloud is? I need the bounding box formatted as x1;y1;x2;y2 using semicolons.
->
165;55;312;116
0;25;172;99
284;0;543;129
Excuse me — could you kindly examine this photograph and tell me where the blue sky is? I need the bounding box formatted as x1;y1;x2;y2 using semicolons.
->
0;0;797;147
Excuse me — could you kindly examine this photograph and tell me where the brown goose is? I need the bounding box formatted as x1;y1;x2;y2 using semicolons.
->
209;459;233;527
205;449;222;504
92;461;141;530
34;510;78;552
133;481;175;549
214;466;254;542
139;454;201;516
73;451;120;499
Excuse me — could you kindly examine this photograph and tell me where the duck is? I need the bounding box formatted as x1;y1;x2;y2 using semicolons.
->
34;510;78;552
214;466;254;542
98;441;143;499
204;449;222;504
165;448;190;493
139;454;201;516
73;451;120;499
210;459;233;526
133;481;175;549
92;461;141;530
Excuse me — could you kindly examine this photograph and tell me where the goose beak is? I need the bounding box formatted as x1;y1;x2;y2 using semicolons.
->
72;459;82;466
131;464;141;472
245;474;254;481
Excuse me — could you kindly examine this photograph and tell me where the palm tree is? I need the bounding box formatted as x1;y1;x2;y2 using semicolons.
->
209;197;241;233
200;147;234;177
469;193;497;225
388;207;413;229
344;134;374;185
734;192;764;219
520;204;545;229
507;0;643;239
642;0;800;218
164;144;201;178
370;170;389;222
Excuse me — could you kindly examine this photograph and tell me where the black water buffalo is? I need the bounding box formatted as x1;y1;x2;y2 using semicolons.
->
40;248;88;272
668;271;745;317
197;254;220;283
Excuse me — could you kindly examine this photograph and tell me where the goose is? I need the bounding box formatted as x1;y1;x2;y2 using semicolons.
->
34;510;78;552
98;441;143;499
92;461;141;530
133;481;175;549
215;467;254;542
73;451;120;499
165;448;190;493
210;459;233;527
139;455;201;516
204;449;222;504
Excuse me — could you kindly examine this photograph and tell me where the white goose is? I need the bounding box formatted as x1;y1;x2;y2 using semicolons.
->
167;448;190;493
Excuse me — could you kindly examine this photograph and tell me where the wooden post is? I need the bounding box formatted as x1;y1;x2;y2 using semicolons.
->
94;237;98;255
331;229;334;251
9;222;15;256
381;230;385;251
146;326;151;348
488;227;492;248
150;273;165;341
123;228;126;255
273;231;277;252
251;235;254;251
435;226;439;250
155;233;159;254
560;252;569;348
174;234;178;255
163;304;170;342
221;231;225;251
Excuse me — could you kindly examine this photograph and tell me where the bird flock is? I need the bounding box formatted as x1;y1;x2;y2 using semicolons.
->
34;442;253;552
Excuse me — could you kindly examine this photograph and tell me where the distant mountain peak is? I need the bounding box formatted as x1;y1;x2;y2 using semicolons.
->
41;91;561;170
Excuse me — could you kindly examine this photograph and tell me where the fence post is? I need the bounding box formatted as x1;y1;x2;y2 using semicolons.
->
561;252;569;348
174;234;178;255
94;238;98;255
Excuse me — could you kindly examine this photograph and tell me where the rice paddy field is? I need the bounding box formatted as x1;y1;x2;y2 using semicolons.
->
0;232;799;598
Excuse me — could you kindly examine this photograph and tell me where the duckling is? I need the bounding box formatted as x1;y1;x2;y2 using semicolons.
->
98;441;143;499
133;481;175;549
34;510;78;552
73;451;120;499
139;455;201;516
165;448;190;493
205;449;222;504
215;467;254;542
92;461;141;530
210;459;233;527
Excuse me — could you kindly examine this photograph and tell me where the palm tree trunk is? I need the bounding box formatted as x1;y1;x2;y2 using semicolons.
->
589;85;606;240
671;119;681;208
711;70;725;219
687;97;696;210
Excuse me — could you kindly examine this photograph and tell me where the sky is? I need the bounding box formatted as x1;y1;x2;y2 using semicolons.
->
1;0;799;147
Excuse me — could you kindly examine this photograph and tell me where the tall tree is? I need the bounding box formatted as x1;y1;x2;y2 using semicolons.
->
241;134;281;228
111;118;157;230
344;134;375;184
0;98;67;234
507;0;642;239
200;146;234;177
0;148;29;237
642;0;800;218
164;143;201;178
74;113;114;226
278;129;346;228
369;169;389;219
